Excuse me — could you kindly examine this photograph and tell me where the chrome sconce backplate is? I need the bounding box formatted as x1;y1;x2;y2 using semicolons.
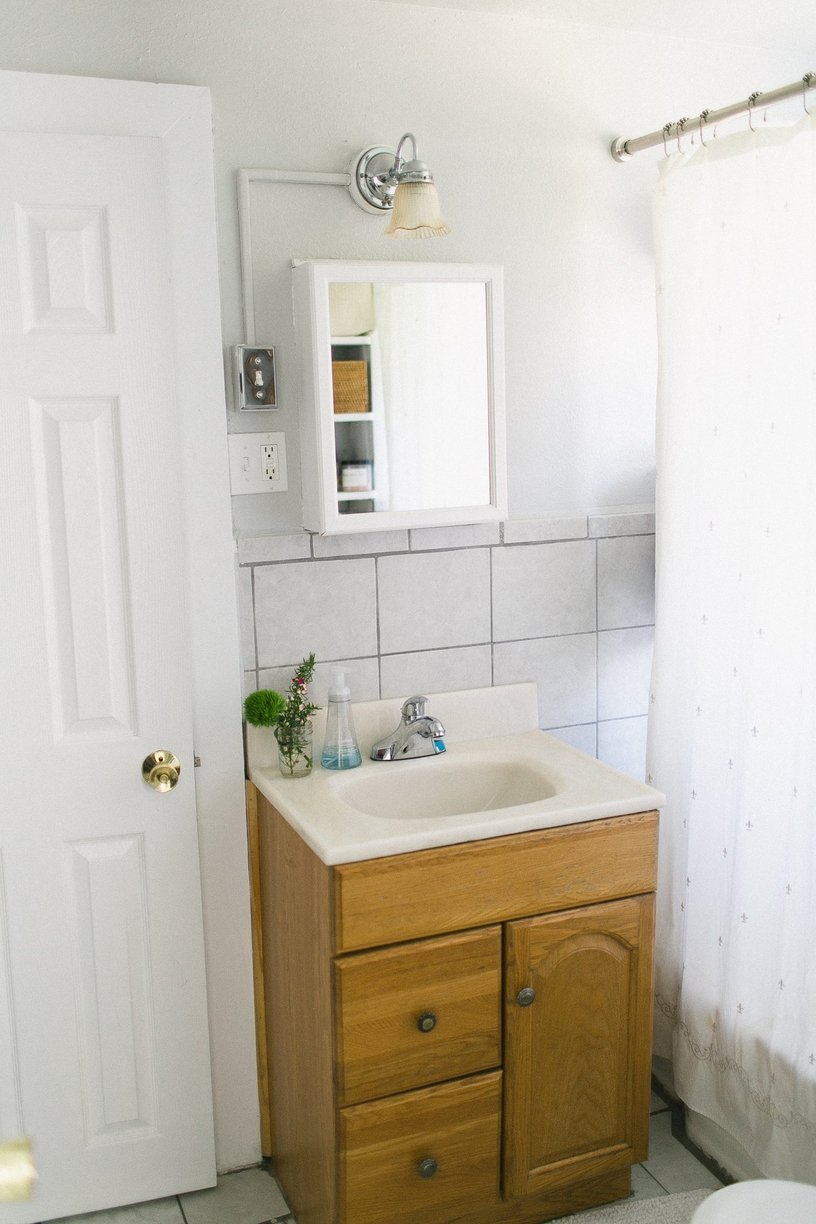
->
348;145;398;213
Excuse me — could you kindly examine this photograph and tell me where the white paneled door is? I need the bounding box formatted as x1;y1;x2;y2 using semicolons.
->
0;74;224;1221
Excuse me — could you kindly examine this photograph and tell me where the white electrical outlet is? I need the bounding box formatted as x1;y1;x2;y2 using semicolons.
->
228;432;288;494
261;443;279;482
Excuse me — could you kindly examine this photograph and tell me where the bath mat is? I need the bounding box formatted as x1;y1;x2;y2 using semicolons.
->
562;1187;713;1223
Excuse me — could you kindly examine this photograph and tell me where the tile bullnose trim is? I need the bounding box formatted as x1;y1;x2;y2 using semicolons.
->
502;515;588;544
410;522;501;550
236;531;312;565
588;506;656;538
236;506;655;565
313;529;409;558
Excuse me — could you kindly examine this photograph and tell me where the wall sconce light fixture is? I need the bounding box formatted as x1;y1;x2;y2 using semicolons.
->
348;133;450;238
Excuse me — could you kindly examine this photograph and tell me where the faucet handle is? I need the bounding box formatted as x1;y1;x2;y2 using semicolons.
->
401;695;428;722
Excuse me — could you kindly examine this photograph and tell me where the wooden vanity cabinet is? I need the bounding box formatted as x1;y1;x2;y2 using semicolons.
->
254;790;658;1224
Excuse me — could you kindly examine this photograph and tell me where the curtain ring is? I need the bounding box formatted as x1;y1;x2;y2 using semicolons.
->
747;91;762;132
698;109;711;147
676;117;688;154
803;73;815;116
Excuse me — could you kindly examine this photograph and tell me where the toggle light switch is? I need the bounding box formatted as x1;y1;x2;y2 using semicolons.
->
233;345;277;409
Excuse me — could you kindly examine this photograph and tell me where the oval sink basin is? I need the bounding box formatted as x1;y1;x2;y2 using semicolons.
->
333;757;558;820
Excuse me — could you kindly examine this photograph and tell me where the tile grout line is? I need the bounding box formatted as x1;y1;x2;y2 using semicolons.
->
594;538;600;752
489;543;495;687
373;553;381;697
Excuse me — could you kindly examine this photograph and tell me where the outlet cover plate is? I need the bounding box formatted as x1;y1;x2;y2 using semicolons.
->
228;432;288;494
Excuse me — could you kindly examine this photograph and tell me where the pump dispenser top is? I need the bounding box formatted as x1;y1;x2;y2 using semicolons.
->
321;667;362;770
329;668;350;700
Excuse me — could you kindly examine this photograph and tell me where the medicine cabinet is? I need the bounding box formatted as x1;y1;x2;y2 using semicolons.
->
293;260;507;535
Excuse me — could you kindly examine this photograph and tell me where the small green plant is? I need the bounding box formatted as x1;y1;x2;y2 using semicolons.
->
243;688;286;728
243;654;320;774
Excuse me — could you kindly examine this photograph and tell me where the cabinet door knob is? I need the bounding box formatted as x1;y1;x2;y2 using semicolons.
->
417;1157;438;1179
417;1011;437;1033
516;986;536;1007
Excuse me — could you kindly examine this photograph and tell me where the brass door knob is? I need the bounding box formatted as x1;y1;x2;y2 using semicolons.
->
0;1138;36;1202
142;750;181;792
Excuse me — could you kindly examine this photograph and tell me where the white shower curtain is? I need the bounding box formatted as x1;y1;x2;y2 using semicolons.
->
648;113;816;1181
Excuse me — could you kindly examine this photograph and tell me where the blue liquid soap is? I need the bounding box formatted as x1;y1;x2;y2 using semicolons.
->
321;667;362;770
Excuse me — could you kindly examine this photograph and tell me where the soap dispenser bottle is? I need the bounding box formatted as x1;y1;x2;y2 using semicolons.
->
321;667;362;769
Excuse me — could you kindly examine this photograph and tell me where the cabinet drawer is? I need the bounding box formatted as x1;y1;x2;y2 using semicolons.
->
335;927;501;1106
340;1071;501;1224
333;811;659;952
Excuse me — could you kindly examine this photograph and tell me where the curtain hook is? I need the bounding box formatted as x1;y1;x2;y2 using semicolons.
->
747;91;762;132
698;109;711;147
676;117;688;154
662;122;672;157
803;73;815;116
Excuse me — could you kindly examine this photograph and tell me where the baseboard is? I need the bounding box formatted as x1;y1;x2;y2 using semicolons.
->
685;1110;762;1183
650;1067;735;1187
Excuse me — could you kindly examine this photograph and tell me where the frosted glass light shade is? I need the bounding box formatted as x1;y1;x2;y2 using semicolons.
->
384;181;450;239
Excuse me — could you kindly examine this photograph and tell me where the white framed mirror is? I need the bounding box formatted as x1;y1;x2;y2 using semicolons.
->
293;260;506;535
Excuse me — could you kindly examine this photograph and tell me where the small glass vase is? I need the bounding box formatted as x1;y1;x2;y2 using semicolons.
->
274;722;313;778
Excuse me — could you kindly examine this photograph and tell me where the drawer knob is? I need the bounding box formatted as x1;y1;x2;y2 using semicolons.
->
417;1012;437;1033
417;1157;438;1179
516;986;536;1007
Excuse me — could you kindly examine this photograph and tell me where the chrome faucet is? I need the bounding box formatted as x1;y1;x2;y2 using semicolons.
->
370;696;446;761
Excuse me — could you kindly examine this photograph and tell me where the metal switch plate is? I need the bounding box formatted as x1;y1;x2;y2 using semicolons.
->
234;346;277;409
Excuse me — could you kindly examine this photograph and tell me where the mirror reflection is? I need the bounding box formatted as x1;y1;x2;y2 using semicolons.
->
328;280;491;516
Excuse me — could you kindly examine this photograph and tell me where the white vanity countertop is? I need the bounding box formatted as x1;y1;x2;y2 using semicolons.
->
248;683;665;866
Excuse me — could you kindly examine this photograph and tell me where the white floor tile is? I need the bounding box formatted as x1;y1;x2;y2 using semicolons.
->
179;1167;290;1224
49;1198;185;1224
631;1163;669;1200
643;1112;723;1194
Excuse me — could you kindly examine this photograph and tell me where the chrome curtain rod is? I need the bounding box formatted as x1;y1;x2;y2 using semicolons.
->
611;71;816;162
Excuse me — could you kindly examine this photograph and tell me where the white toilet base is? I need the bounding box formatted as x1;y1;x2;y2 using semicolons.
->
692;1179;816;1222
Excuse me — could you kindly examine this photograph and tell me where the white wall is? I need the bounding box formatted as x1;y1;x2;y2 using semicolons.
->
1;1;804;528
233;6;803;531
0;0;808;1171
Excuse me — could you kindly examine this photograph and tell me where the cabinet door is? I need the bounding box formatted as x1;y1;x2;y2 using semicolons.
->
503;894;655;1199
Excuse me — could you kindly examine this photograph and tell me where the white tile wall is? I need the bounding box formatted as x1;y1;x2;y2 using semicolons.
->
239;515;656;778
598;534;656;630
597;626;655;721
598;715;650;780
236;565;255;670
380;645;492;698
254;558;377;668
377;549;491;653
494;633;597;728
545;722;597;755
259;657;381;707
492;540;596;641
